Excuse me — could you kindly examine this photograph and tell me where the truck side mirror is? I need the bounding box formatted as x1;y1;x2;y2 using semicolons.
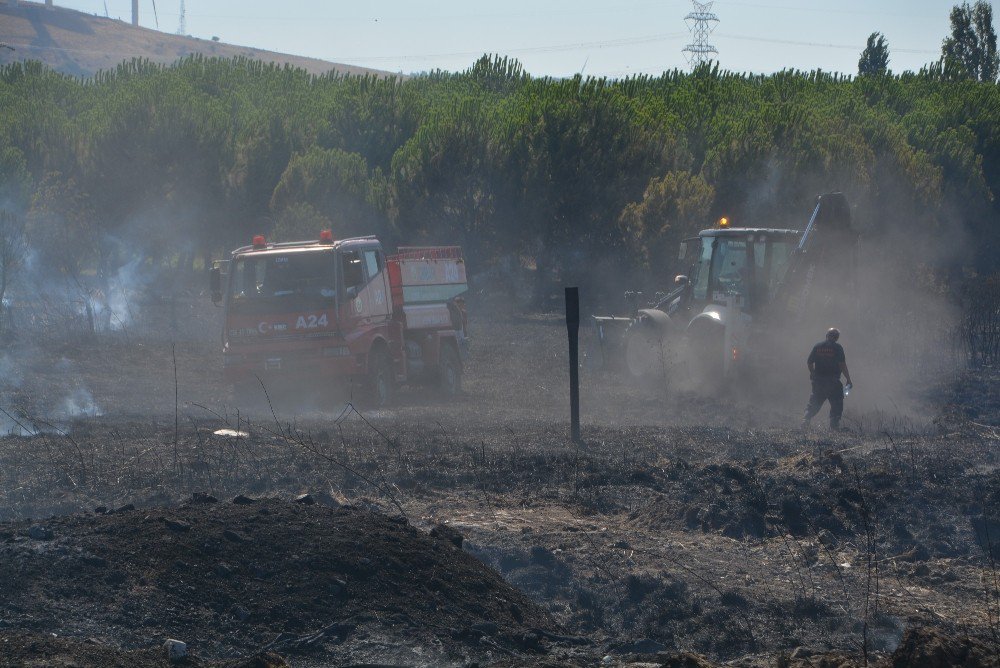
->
210;267;222;305
674;275;689;286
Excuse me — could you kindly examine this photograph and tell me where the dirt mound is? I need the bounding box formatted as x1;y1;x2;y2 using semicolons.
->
884;626;1000;668
0;499;558;665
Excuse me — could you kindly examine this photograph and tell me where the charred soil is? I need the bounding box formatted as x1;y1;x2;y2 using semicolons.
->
0;309;997;666
0;498;555;666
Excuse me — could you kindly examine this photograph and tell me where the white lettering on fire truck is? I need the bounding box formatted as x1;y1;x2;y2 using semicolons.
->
295;313;329;329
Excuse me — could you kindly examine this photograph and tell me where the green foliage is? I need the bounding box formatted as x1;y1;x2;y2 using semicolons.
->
27;173;100;279
271;146;387;240
619;171;715;282
0;52;999;296
0;147;29;209
942;1;999;82
0;208;27;311
271;202;332;242
859;33;890;77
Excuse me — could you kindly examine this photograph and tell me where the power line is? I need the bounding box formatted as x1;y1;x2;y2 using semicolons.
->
713;0;940;20
682;0;720;69
326;33;688;64
716;32;938;55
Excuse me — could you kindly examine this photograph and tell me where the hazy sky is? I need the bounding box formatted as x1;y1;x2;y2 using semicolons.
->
46;0;984;78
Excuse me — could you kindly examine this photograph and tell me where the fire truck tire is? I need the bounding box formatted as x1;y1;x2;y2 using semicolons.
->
366;345;394;407
437;343;462;398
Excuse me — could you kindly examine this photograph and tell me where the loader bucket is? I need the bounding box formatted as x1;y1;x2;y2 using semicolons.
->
813;192;852;232
773;191;860;336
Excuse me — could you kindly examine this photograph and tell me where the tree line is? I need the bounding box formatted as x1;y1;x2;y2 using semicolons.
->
861;1;998;81
0;7;998;308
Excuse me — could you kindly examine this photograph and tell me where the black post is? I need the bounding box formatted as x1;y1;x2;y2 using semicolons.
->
565;287;581;443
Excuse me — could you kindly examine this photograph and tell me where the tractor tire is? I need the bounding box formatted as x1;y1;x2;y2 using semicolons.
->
624;317;671;380
686;324;725;390
366;345;394;408
437;343;462;398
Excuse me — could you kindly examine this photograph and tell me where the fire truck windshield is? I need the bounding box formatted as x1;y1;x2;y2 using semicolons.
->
229;252;335;306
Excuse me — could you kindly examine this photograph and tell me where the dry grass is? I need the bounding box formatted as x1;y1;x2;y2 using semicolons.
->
0;1;392;77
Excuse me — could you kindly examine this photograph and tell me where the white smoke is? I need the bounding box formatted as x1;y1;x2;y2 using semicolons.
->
59;387;103;419
0;354;31;434
92;256;145;331
0;353;102;435
0;407;39;436
75;257;145;332
53;360;103;419
11;246;152;334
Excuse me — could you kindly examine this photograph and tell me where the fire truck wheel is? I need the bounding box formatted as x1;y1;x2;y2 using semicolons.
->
438;343;462;398
367;346;394;407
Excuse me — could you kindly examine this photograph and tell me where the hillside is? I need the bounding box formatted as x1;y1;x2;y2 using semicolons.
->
0;0;391;78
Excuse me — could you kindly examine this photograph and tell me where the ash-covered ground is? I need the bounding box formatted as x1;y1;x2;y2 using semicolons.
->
0;304;997;667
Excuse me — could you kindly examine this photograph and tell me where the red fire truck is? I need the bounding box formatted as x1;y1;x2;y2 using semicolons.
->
210;231;468;406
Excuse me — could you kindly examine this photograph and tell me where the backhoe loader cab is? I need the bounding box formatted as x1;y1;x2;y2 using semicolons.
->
676;228;800;316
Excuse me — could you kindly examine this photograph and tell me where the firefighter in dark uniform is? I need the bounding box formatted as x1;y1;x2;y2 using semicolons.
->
801;328;853;430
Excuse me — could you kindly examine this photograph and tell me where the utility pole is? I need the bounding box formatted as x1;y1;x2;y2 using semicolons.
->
132;0;138;26
682;0;720;69
177;0;185;35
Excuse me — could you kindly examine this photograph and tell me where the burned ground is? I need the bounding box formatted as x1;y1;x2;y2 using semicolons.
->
0;309;997;666
0;498;555;666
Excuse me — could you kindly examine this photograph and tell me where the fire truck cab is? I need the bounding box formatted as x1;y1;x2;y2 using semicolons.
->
211;232;467;406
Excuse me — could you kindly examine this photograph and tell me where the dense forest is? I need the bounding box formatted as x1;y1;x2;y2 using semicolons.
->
1;49;999;306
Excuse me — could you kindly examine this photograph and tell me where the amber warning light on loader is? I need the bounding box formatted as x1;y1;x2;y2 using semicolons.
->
718;217;729;228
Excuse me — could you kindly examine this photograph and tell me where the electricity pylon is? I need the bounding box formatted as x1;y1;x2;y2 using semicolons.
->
682;1;720;69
